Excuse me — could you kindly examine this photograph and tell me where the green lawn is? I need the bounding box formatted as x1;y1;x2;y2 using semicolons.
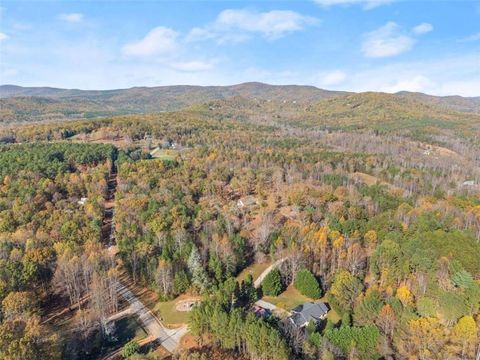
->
262;286;341;324
263;285;312;310
150;148;177;161
236;262;271;283
153;298;191;326
319;296;341;324
115;316;148;343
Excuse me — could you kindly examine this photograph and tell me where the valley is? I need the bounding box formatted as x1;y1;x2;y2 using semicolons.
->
0;83;479;360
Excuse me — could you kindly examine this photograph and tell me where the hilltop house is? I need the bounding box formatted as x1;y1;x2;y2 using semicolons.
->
289;302;329;328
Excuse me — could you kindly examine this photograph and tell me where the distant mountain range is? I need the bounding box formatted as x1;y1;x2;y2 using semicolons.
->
0;82;343;101
0;82;479;123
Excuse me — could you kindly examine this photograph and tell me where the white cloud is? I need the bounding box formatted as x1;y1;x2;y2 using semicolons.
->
0;32;8;41
218;9;315;38
313;0;393;9
186;27;217;42
340;53;480;96
170;60;216;72
362;22;415;58
382;75;434;93
459;32;480;42
58;13;84;23
412;22;433;35
186;9;317;42
321;70;347;86
122;26;178;57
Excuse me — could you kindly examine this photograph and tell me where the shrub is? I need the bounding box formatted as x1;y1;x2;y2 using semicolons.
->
122;340;140;359
262;268;283;296
294;269;322;299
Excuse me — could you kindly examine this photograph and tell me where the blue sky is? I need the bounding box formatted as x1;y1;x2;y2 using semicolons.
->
0;0;479;96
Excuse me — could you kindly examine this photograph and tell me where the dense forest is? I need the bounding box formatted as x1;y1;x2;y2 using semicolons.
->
0;90;479;360
0;143;118;359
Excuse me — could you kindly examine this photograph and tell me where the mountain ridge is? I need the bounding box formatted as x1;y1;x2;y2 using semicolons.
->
1;82;479;124
0;82;344;100
2;82;478;101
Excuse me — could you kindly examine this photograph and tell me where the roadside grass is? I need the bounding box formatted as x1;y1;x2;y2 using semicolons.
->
236;262;271;283
153;294;200;327
114;316;148;343
84;316;147;360
154;300;188;326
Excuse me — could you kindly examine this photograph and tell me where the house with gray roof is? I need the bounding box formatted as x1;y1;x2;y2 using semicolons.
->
289;302;329;328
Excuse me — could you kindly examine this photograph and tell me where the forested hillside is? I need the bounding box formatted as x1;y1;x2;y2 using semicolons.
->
0;92;479;360
1;83;479;123
0;83;342;123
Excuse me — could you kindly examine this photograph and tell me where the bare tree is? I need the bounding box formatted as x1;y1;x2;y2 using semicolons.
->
155;259;174;297
254;212;274;253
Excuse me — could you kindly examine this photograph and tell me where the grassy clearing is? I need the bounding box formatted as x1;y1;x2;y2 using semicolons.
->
263;285;312;310
262;286;341;324
154;301;189;325
236;262;271;283
153;294;200;326
319;296;341;324
150;148;177;161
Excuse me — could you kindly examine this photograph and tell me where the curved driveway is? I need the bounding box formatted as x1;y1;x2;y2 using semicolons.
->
115;281;188;353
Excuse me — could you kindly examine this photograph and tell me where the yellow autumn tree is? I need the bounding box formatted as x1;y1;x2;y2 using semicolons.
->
451;316;477;358
397;317;446;360
364;229;378;255
396;285;414;307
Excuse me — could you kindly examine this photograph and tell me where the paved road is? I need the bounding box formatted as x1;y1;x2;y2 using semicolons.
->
115;281;188;353
254;258;287;288
103;165;187;353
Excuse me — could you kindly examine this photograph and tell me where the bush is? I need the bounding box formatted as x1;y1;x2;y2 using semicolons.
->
262;268;283;296
122;340;140;359
294;269;322;299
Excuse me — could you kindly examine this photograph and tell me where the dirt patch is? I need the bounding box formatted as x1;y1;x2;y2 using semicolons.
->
431;144;466;163
175;299;200;312
180;333;198;350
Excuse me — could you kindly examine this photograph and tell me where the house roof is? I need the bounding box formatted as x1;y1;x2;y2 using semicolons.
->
290;302;329;327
